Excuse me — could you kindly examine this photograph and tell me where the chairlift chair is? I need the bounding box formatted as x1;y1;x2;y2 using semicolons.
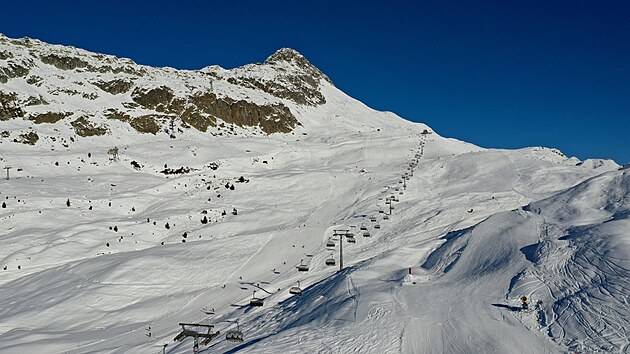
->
226;321;244;343
363;231;371;237
296;260;309;272
325;255;336;266
347;235;356;243
289;281;303;296
360;225;367;231
374;224;381;229
326;239;336;248
249;291;264;307
370;216;377;222
383;215;389;220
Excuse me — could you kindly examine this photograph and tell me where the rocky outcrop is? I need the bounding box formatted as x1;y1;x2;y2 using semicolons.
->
71;116;108;137
265;48;332;84
105;109;163;134
188;91;298;133
0;34;323;138
13;131;39;145
0;58;32;83
0;92;24;120
131;86;175;110
226;48;330;106
29;111;71;124
40;54;89;71
128;88;299;134
93;79;134;95
227;76;326;106
180;109;215;132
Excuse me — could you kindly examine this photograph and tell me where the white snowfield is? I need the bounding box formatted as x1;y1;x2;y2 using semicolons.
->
1;37;629;354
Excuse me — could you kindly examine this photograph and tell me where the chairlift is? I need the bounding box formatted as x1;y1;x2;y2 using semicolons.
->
226;321;244;343
249;291;264;307
175;323;220;346
374;224;381;229
378;209;384;213
383;215;389;220
370;216;376;222
325;255;336;266
360;225;367;231
395;187;400;191
347;235;356;243
289;281;303;296
363;232;371;237
399;191;403;195
326;239;336;248
296;260;309;272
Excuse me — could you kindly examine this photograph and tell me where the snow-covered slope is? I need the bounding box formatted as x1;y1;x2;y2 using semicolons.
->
0;34;626;354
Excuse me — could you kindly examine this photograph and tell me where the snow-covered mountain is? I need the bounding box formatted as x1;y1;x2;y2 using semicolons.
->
0;34;627;354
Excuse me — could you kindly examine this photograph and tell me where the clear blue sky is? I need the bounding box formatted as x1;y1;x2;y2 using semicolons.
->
1;0;628;163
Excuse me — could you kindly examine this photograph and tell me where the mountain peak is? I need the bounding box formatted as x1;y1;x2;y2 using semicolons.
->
265;47;306;64
264;47;332;85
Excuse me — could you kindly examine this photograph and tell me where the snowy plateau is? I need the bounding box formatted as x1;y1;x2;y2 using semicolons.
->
0;34;628;354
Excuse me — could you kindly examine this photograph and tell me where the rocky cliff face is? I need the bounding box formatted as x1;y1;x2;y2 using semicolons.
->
0;34;332;144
